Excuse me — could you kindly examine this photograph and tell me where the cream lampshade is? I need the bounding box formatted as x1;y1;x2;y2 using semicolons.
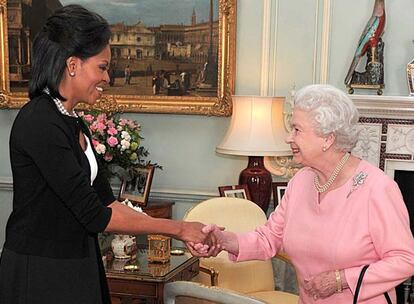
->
216;95;291;211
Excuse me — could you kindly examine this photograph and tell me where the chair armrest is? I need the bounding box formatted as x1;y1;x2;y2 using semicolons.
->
199;264;219;286
164;281;267;304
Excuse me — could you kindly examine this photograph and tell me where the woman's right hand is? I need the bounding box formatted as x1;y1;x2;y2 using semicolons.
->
177;221;209;244
187;224;238;257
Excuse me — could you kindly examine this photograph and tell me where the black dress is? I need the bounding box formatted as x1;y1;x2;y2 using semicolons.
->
0;94;114;304
0;236;106;304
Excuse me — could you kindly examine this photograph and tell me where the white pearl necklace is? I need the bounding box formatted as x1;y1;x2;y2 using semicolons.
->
314;153;350;193
43;87;78;118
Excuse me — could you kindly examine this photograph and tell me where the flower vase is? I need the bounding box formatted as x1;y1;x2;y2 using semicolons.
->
111;234;136;259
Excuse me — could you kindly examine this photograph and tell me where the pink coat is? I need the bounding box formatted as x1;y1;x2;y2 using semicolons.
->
230;160;414;303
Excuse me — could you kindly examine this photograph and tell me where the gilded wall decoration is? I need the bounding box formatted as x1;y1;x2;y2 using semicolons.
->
0;0;236;116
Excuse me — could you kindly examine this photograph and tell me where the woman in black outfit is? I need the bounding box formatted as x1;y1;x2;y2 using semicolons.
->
0;5;209;304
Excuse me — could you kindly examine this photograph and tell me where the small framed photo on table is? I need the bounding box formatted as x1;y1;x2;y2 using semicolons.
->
118;165;155;207
272;182;288;208
218;184;251;200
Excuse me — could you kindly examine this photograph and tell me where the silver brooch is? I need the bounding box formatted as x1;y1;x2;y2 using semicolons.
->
346;171;368;198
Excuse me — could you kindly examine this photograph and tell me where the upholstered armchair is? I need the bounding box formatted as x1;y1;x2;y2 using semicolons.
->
164;281;267;304
183;197;299;304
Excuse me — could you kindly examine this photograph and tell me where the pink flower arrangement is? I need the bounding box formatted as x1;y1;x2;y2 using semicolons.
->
79;111;152;171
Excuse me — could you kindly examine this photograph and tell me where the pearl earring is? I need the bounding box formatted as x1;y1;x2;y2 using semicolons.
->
322;146;327;152
70;72;75;77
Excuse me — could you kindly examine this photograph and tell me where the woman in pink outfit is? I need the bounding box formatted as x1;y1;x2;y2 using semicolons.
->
189;84;414;303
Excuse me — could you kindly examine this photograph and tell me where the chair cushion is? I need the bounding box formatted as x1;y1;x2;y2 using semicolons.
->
198;258;275;294
249;290;299;304
184;197;268;233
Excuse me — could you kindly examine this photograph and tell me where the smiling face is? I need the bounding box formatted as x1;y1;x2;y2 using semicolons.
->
69;45;111;105
286;108;329;167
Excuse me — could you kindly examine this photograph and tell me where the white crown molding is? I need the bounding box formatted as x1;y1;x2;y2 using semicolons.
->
351;95;414;118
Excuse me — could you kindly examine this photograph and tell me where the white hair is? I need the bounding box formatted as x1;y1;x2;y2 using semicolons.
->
293;84;360;151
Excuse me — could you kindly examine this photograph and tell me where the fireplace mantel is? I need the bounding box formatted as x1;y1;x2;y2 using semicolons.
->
345;95;414;171
351;95;414;118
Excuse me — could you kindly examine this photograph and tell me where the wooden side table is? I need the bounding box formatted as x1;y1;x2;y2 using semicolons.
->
106;199;188;303
142;199;174;219
106;249;199;304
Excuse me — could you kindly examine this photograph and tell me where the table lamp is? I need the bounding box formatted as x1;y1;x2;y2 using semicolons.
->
216;95;291;212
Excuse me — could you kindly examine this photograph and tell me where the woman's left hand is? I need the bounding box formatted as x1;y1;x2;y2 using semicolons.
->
303;270;337;300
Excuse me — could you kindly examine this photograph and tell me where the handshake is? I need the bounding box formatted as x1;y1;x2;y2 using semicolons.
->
179;222;239;257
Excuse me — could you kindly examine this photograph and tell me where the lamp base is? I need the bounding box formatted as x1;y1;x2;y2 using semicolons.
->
239;156;272;213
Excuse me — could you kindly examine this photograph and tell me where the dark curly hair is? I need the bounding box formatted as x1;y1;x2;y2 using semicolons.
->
29;4;111;100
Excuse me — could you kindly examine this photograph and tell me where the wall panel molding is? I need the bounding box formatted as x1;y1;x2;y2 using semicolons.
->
0;177;12;191
260;0;271;95
149;189;216;203
260;0;279;95
318;0;332;83
260;0;331;93
312;0;320;83
0;176;216;203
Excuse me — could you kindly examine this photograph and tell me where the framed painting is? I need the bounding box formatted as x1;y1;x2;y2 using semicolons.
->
0;0;236;116
118;165;154;206
271;182;287;209
218;184;251;200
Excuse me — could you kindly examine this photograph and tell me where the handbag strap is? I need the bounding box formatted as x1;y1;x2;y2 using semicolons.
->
353;265;392;304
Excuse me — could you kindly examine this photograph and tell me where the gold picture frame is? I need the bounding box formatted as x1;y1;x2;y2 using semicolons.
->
0;0;236;116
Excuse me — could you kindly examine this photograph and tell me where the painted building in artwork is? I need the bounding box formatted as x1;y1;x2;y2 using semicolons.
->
150;24;185;60
149;1;219;86
150;19;218;64
183;20;218;64
7;1;218;87
109;22;155;60
167;42;191;58
109;12;219;64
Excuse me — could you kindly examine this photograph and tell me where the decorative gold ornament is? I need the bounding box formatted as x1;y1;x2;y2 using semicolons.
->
264;155;302;179
0;0;236;116
147;234;171;263
80;95;125;114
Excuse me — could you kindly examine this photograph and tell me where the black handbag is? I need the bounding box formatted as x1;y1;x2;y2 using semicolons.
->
353;265;392;304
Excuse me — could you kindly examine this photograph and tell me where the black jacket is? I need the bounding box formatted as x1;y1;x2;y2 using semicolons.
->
5;94;114;258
